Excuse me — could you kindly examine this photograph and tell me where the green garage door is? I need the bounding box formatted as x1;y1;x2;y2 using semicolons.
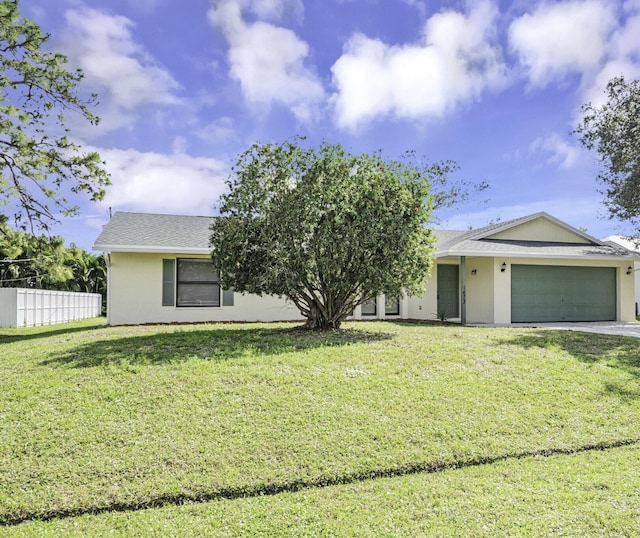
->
511;265;616;322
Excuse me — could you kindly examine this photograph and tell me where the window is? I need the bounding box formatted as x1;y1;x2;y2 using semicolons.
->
385;296;400;316
361;297;377;316
176;259;220;307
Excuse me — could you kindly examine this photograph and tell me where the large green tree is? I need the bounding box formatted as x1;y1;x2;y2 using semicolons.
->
210;140;461;329
0;216;70;286
0;0;109;231
576;76;640;233
0;217;107;311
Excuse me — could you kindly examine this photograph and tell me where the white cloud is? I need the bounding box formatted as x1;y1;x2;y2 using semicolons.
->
530;132;586;169
250;0;304;22
612;4;640;58
580;58;640;108
624;0;640;11
95;147;229;215
401;0;427;16
60;7;181;134
208;0;324;123
196;117;239;144
581;2;640;103
508;1;617;87
556;1;640;119
330;0;506;130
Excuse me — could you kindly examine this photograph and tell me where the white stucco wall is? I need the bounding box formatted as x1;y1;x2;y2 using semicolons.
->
484;257;635;324
405;256;636;324
404;259;509;324
603;236;640;315
407;270;437;320
106;251;635;326
464;257;495;324
635;264;640;316
107;252;303;325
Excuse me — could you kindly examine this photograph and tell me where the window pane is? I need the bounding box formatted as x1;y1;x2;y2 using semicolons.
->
385;296;400;315
176;259;220;307
177;259;218;282
177;283;220;307
361;297;377;316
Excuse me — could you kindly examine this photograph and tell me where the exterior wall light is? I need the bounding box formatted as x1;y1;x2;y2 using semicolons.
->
471;269;477;275
501;262;507;273
627;266;633;275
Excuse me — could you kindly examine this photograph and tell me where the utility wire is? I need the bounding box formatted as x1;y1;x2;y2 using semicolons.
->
0;275;41;283
0;255;56;263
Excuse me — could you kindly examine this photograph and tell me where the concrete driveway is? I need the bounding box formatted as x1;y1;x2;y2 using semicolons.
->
512;321;640;338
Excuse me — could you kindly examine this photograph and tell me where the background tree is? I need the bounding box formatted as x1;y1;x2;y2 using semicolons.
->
0;0;110;231
62;246;107;295
0;217;107;311
210;140;466;330
575;76;640;234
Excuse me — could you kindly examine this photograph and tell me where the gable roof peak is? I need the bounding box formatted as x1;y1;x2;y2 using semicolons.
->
466;211;604;246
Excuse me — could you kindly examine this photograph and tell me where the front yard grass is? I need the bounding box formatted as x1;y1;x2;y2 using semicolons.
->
1;318;640;535
10;445;640;537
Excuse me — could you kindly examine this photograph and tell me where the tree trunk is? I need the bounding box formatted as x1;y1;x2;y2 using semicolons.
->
304;301;342;330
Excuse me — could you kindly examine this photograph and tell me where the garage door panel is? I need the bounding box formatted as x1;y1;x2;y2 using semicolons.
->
511;265;616;322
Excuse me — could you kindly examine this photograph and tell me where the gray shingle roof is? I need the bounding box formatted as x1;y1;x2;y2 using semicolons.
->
438;238;634;259
433;229;467;250
94;210;638;261
93;212;214;253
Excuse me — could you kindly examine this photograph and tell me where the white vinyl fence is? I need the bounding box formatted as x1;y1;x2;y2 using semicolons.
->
0;288;102;328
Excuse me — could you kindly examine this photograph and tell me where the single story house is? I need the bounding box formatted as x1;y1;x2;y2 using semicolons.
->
93;211;638;326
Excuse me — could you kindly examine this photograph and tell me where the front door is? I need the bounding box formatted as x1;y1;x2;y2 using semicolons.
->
437;264;459;319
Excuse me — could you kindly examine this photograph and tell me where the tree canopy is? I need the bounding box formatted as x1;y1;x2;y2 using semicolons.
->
0;0;109;231
576;76;640;234
0;217;106;301
210;140;461;329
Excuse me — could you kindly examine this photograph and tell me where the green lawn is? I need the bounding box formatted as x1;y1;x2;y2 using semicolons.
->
1;318;640;536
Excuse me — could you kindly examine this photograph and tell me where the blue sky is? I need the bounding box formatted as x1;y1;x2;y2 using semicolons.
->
24;0;640;250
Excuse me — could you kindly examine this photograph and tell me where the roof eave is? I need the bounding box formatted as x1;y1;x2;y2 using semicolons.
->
93;244;211;255
436;250;640;261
